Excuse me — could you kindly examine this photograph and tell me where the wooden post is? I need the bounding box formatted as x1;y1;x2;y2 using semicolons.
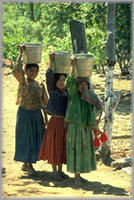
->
100;3;121;161
69;20;93;90
69;20;88;54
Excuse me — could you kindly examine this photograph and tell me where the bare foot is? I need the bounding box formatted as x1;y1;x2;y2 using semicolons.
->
21;163;28;172
75;180;83;188
80;176;88;183
52;171;64;181
58;171;69;179
75;177;83;188
27;164;36;176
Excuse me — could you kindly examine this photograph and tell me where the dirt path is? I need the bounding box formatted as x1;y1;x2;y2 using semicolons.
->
2;63;132;199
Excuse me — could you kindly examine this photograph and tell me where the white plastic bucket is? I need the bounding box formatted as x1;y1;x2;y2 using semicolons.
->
23;43;42;63
75;54;94;77
53;51;72;74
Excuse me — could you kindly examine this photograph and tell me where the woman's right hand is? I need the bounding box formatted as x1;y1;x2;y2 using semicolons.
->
49;51;54;69
71;55;76;66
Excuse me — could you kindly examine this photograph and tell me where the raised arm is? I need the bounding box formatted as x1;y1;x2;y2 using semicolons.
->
71;55;76;77
16;42;24;63
12;42;25;83
66;56;78;96
45;51;56;94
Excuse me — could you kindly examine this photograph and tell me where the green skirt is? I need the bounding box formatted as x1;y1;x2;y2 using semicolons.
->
66;123;96;173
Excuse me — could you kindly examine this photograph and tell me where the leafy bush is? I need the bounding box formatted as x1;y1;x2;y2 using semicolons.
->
86;27;107;73
3;16;43;67
3;31;24;67
116;3;131;75
2;2;131;75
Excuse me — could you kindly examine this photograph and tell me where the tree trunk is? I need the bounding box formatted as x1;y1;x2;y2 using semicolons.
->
100;3;121;161
30;2;34;21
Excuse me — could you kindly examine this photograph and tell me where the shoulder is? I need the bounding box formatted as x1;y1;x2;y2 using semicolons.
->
35;78;44;85
34;80;46;88
66;75;76;81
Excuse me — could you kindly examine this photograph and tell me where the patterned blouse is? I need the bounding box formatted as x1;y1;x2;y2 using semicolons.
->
12;62;48;110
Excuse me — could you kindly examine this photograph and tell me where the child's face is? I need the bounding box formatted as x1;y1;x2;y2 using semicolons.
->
78;81;88;93
56;75;66;90
25;66;39;80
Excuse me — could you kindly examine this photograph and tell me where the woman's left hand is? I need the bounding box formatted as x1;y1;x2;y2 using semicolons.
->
42;110;48;127
44;112;48;126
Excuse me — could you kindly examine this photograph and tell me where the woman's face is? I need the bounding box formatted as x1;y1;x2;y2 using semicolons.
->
56;75;66;90
78;81;88;93
25;66;39;80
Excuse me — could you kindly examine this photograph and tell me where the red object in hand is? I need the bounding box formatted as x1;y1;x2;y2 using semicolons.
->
92;128;98;136
100;132;107;143
94;137;101;147
92;127;107;147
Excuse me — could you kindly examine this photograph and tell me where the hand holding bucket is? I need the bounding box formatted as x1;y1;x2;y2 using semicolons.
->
48;51;54;69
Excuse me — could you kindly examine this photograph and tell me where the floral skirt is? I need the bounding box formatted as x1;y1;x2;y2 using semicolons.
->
39;116;67;165
66;123;96;173
14;106;45;163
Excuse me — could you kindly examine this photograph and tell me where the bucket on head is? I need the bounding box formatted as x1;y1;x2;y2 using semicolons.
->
23;43;42;64
75;54;94;77
53;51;72;74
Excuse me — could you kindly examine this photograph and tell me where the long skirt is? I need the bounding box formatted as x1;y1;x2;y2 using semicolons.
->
39;116;67;165
66;123;96;173
14;106;45;163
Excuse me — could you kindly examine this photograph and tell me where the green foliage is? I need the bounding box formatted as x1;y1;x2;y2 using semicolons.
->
3;31;23;65
2;2;131;75
86;27;107;73
115;3;131;75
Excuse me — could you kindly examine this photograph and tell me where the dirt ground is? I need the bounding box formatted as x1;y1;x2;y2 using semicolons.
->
1;60;132;199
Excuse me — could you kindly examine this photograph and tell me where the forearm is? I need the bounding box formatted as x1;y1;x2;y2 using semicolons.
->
42;109;48;125
16;52;22;64
16;42;24;64
71;56;76;77
71;65;75;77
12;59;24;83
46;68;55;93
48;59;53;69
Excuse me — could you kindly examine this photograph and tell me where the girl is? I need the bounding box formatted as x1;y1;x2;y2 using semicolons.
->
39;52;69;181
65;56;103;187
13;43;48;176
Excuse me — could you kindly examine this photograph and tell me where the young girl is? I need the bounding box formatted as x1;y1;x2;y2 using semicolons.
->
39;51;69;181
13;43;48;176
65;56;103;187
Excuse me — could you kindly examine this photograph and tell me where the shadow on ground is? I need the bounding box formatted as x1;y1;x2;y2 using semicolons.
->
14;171;130;197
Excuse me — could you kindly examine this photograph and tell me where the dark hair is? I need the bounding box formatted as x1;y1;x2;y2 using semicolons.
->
54;73;67;85
76;77;90;89
25;63;39;71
